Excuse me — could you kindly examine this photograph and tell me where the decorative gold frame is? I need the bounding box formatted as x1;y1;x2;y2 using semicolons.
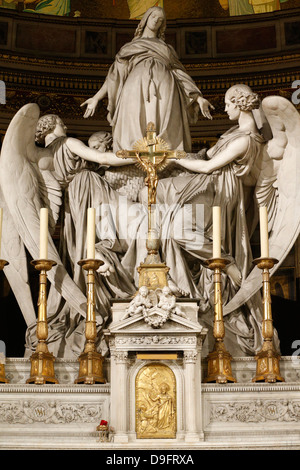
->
135;363;176;439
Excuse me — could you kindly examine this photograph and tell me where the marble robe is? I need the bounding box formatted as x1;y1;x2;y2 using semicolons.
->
153;126;276;355
104;37;202;153
26;136;138;358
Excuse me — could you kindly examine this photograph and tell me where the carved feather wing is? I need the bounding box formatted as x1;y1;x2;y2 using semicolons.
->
0;103;87;322
0;187;36;327
224;96;300;315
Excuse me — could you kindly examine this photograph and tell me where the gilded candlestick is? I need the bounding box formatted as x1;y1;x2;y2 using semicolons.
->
27;259;58;384
204;258;236;384
75;259;106;384
252;257;284;383
0;260;9;384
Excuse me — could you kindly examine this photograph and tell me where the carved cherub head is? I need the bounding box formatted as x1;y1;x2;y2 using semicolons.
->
139;286;149;297
88;131;113;152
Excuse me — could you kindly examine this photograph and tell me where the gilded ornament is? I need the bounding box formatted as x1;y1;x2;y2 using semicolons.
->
136;363;176;439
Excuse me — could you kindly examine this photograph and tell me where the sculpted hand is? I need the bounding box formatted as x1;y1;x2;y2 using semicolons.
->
80;97;99;118
197;96;215;120
95;253;115;277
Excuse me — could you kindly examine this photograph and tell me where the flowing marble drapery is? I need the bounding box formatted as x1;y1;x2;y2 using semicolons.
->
104;37;202;153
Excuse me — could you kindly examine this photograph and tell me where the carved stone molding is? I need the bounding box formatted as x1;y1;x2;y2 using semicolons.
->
0;399;102;425
183;350;198;364
210;399;300;423
115;335;197;346
110;351;128;364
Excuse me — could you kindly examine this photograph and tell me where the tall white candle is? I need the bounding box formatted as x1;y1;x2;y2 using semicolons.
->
259;206;269;258
87;208;96;259
0;208;3;258
40;208;48;259
213;206;221;259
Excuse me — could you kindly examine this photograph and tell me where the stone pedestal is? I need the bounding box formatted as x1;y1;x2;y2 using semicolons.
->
105;299;207;444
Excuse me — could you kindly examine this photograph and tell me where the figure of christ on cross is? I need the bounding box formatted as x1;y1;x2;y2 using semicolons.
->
116;122;185;232
116;122;186;289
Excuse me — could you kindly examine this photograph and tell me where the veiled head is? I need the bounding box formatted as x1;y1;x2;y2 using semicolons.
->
134;7;166;40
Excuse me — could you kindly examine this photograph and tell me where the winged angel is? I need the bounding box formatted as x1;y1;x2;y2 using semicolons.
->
0;103;137;358
149;84;300;355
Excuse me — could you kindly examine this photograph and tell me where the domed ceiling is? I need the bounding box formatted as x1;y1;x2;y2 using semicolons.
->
1;0;300;19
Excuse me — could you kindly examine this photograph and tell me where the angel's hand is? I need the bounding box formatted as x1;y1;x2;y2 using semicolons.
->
80;97;99;118
197;96;215;120
96;259;115;277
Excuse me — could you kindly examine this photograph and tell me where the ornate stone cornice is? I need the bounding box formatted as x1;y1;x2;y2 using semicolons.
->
202;382;300;393
0;384;111;393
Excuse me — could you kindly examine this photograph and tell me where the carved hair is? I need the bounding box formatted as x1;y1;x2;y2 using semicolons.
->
88;131;113;150
226;84;260;111
35;114;59;144
134;6;166;41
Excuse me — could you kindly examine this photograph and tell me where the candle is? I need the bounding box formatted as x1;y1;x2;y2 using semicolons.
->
259;206;269;258
40;208;48;259
0;208;2;258
213;206;221;259
87;208;96;259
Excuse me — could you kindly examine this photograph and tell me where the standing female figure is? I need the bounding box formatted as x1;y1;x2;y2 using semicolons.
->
81;7;214;153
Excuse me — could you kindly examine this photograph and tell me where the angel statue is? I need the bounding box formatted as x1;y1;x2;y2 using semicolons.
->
0;104;138;358
151;84;300;356
81;6;214;153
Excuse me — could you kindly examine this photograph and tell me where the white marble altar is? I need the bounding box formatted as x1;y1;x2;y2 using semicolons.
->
105;299;207;444
1;355;300;449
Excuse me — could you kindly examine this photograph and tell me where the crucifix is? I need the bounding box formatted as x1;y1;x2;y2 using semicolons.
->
116;122;186;290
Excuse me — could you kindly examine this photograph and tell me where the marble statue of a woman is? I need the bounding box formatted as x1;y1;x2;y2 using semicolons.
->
81;6;214;153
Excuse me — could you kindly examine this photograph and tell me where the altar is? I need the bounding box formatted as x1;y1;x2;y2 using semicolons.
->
1;353;300;449
105;298;207;444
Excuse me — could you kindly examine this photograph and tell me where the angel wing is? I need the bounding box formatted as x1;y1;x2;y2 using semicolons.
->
224;95;300;315
0;103;88;326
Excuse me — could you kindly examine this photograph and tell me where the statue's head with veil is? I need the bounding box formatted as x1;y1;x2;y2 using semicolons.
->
134;6;166;40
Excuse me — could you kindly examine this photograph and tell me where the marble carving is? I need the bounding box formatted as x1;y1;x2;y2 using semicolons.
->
0;7;299;360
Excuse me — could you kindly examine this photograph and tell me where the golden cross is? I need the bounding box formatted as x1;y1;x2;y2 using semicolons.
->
116;122;186;209
116;123;186;290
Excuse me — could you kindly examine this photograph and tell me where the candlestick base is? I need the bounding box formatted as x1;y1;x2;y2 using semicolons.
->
75;350;106;385
252;257;284;383
0;260;9;383
203;257;236;384
204;340;236;384
0;364;9;384
26;345;59;385
252;340;284;383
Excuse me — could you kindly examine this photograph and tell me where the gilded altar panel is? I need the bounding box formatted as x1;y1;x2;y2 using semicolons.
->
135;363;176;439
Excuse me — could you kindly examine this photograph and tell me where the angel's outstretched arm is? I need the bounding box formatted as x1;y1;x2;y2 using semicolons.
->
176;136;249;174
65;137;136;166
